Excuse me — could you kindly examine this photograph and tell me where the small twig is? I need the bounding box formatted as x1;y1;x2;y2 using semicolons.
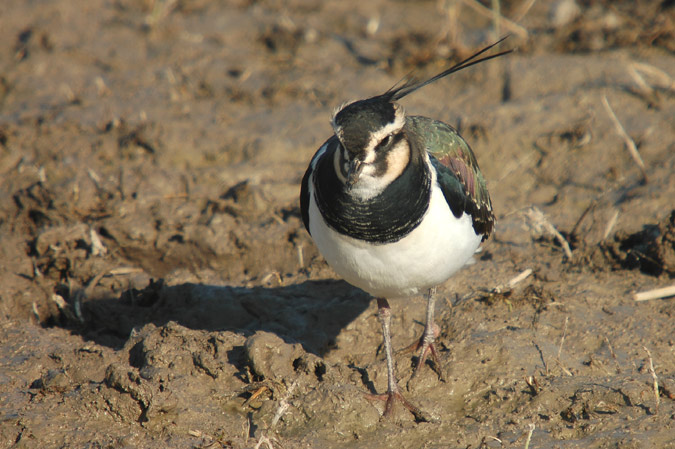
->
602;210;620;240
570;202;596;239
254;434;277;449
507;268;533;290
270;213;285;226
87;168;102;189
512;0;538;22
89;227;108;256
108;267;144;276
627;65;658;102
604;337;616;360
243;386;269;407
243;415;251;440
51;293;81;323
487;435;503;445
631;61;675;92
32;302;40;321
84;270;110;297
524;207;573;259
261;271;283;286
634;285;675;302
557;316;569;360
491;268;533;294
643;346;659;414
460;0;529;39
297;244;304;268
524;376;540;396
524;423;535;449
533;341;549;376
555;358;573;377
602;95;648;183
491;0;501;38
270;380;297;428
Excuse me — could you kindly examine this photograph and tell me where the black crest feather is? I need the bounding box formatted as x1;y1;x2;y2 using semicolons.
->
382;36;513;102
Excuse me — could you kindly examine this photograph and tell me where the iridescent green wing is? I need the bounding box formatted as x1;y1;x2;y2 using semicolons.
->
408;115;494;240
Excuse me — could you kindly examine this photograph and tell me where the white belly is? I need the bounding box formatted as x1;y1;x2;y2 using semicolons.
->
308;182;482;298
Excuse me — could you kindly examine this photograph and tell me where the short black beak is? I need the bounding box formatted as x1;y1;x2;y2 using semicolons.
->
346;159;363;188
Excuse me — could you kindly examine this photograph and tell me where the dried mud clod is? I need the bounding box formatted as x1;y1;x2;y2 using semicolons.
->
30;368;72;395
587;210;675;276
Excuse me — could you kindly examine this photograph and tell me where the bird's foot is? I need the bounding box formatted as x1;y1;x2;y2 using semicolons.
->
398;324;446;382
365;389;433;422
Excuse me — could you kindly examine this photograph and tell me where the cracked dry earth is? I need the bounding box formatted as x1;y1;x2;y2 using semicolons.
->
1;0;675;448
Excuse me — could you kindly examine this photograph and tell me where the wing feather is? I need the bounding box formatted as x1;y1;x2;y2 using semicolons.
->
408;116;494;240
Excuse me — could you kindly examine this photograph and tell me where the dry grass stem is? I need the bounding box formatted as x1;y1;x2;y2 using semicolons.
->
460;0;529;39
602;95;648;183
492;268;533;294
570;201;595;238
627;65;657;101
442;0;461;49
254;434;277;449
108;267;144;276
51;293;81;322
533;341;549;376
634;285;675;302
508;268;533;289
524;423;535;449
557;316;569;360
89;228;108;256
261;271;283;286
555;358;573;377
243;416;251;440
631;61;675;92
31;301;40;321
271;380;298;428
524;206;573;259
643;346;659;414
88;168;102;189
492;0;501;37
512;0;538;22
525;376;541;395
604;337;616;359
270;213;285;226
488;435;503;444
602;210;620;240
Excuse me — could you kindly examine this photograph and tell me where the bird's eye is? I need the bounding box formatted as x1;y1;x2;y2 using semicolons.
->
379;134;393;149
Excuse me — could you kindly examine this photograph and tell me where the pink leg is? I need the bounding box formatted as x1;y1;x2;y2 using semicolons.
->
364;298;430;421
401;288;445;381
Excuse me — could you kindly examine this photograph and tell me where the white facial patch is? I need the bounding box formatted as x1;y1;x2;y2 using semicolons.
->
349;138;411;201
333;145;348;184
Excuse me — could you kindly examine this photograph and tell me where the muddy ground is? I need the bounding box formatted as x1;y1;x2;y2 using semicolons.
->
1;0;675;448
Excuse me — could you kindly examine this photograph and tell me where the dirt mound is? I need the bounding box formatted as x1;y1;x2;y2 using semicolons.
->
595;210;675;277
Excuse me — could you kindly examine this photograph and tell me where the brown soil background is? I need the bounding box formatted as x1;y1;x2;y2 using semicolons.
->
1;0;675;448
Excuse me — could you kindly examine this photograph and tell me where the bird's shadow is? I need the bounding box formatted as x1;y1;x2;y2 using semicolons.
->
70;279;371;357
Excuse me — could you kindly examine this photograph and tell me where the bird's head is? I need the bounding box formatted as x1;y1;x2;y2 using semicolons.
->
330;96;410;199
328;36;513;200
